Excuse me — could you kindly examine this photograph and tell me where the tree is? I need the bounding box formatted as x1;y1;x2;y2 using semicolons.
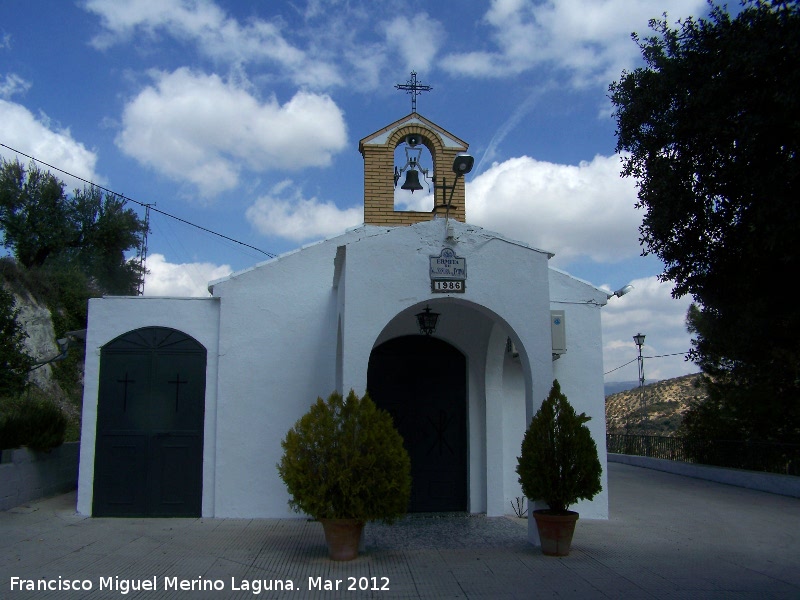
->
0;285;33;397
0;161;72;269
609;0;800;442
0;160;148;295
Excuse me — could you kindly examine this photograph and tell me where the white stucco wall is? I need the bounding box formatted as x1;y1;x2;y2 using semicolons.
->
502;353;526;511
77;296;220;516
549;268;610;519
209;236;352;518
78;220;610;523
208;219;561;518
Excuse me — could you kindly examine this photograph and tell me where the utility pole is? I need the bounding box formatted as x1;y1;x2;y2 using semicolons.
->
137;203;154;295
633;333;646;422
633;333;647;447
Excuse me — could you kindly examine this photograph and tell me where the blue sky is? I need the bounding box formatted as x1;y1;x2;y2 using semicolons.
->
1;0;714;382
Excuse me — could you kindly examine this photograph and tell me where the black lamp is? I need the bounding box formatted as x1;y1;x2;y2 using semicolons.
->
633;333;646;349
416;305;439;336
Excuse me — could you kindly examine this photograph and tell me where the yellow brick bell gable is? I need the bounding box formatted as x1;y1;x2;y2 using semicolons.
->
359;113;469;226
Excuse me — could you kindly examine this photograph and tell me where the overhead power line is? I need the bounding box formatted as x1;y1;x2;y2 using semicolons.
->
0;142;276;259
604;358;637;375
604;351;689;376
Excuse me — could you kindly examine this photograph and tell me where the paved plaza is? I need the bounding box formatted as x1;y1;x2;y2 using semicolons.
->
1;462;798;599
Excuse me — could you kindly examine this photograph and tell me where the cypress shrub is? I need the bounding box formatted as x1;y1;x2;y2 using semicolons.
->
277;390;411;523
516;380;602;513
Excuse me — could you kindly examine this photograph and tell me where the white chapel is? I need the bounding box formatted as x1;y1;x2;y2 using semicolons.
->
77;110;611;531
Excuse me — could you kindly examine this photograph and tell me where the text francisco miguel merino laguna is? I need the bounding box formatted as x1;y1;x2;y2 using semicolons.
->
10;575;392;594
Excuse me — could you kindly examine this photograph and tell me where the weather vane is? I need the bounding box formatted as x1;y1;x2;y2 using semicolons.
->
395;71;432;113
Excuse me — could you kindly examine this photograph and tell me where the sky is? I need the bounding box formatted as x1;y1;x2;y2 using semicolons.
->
0;0;715;383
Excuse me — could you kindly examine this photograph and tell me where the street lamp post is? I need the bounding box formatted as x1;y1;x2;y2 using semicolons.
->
633;333;646;433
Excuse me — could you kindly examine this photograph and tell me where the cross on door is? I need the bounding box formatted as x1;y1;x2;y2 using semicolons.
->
427;409;455;456
168;373;188;412
116;372;135;412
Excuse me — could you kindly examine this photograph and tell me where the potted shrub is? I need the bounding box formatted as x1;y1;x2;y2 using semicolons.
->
277;390;411;560
516;379;602;556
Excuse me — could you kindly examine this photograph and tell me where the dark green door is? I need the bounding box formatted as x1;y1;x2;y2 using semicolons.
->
368;335;467;512
93;327;206;517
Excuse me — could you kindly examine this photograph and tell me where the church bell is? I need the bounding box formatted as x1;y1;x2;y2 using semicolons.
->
400;169;424;193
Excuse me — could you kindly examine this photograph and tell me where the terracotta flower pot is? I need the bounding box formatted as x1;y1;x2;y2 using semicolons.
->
532;509;579;556
319;518;365;561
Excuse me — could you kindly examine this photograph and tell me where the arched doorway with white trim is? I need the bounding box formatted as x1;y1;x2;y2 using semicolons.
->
364;298;548;516
93;326;206;517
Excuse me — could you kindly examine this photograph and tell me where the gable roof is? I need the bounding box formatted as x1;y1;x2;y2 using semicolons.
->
359;113;468;153
209;218;558;293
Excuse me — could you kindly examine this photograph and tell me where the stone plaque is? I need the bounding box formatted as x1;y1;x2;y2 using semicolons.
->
429;248;466;280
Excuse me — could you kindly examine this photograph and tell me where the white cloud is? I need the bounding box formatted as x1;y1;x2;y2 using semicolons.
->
142;253;232;297
246;179;362;243
84;0;221;42
116;68;348;197
342;45;388;92
82;0;457;94
0;99;101;187
394;188;434;212
601;276;696;382
383;14;445;74
84;0;342;88
83;0;711;95
441;0;707;86
466;154;641;266
0;73;31;99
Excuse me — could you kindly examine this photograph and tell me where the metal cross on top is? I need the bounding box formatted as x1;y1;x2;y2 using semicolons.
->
395;71;432;113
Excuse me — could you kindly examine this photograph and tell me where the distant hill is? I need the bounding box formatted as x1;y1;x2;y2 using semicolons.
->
605;373;707;436
604;380;656;396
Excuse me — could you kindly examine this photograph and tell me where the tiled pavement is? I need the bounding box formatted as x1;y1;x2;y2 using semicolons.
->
1;463;798;599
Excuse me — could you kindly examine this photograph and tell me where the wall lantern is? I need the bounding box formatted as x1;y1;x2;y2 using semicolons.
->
416;305;440;336
607;284;633;299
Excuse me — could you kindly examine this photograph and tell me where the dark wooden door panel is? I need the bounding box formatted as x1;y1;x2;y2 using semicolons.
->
368;335;467;512
149;433;203;516
92;434;148;516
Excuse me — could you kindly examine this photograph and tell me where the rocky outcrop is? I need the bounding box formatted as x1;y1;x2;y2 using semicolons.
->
12;288;63;394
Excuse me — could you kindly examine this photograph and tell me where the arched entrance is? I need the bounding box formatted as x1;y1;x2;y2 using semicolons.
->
367;335;467;512
93;327;206;517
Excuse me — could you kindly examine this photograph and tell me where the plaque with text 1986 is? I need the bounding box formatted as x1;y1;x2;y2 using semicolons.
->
432;279;465;293
430;248;466;293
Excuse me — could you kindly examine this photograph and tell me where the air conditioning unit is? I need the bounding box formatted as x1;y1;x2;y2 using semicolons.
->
551;310;566;360
505;312;566;362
